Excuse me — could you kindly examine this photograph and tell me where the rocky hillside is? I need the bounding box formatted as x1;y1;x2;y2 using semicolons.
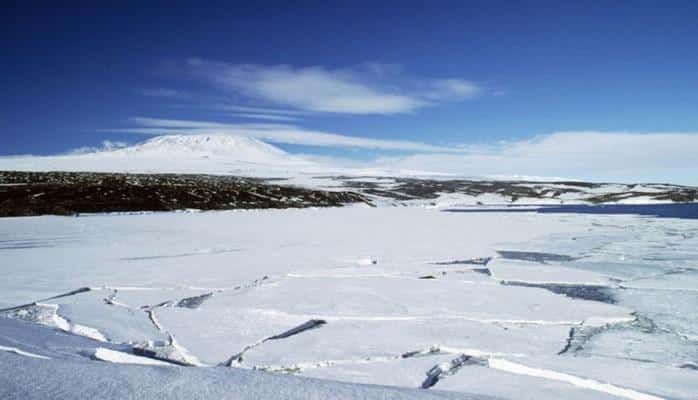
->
0;171;368;217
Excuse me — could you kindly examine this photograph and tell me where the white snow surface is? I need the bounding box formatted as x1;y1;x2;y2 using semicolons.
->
1;207;697;399
92;347;174;366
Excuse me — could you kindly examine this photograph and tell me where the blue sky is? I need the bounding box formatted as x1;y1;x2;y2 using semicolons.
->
3;1;698;182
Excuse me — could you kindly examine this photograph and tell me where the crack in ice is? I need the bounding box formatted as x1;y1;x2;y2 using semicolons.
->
418;351;666;400
223;319;327;367
0;345;51;360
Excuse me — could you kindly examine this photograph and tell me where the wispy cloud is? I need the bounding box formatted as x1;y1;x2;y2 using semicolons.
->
423;79;481;101
67;140;128;155
108;116;698;183
113;117;460;152
220;105;314;116
381;132;698;183
230;113;299;122
221;105;310;121
140;88;189;99
187;59;482;115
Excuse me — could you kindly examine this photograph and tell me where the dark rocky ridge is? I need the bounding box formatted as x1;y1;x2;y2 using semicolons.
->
2;171;696;217
0;171;369;217
332;176;698;204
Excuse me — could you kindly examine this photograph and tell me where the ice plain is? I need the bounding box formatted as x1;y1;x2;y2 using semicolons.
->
1;205;697;399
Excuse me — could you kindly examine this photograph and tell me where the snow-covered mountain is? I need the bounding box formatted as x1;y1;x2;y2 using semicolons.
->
0;134;319;176
0;134;445;182
107;134;294;163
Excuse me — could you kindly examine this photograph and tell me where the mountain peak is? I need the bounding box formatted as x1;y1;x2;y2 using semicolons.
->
111;134;289;160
